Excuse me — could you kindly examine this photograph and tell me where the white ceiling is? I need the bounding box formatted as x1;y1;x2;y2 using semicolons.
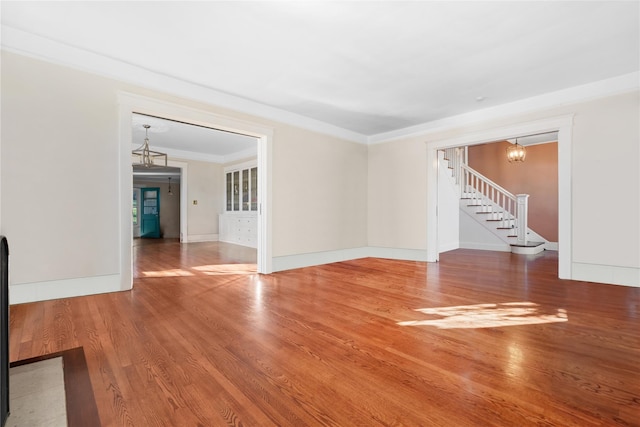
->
2;1;639;142
132;113;257;162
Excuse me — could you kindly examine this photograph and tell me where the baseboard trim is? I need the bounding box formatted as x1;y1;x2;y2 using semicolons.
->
9;274;123;304
186;233;219;243
572;263;640;287
459;242;511;252
438;242;460;253
272;247;370;272
545;242;559;251
366;247;430;262
272;247;430;272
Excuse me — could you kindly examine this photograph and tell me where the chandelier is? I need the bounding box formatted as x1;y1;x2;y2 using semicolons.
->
132;124;167;168
506;139;526;163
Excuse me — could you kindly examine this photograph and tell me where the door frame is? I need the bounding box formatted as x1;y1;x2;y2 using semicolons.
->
426;114;574;280
133;162;186;240
118;92;273;290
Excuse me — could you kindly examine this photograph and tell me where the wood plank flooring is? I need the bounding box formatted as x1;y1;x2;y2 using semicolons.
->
9;242;640;426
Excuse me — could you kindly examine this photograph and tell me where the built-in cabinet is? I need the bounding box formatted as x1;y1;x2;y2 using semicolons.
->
219;214;257;248
219;162;258;248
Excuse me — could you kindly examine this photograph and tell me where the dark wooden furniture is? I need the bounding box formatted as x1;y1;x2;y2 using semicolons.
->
1;236;9;427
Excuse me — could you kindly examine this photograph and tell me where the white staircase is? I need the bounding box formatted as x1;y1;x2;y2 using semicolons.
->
441;148;546;255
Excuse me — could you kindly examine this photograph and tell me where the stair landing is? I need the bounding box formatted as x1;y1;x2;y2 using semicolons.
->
510;241;545;255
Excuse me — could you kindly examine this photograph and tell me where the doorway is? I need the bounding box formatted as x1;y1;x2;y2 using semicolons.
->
426;115;573;280
118;92;273;291
131;113;258;264
133;165;182;240
139;187;161;238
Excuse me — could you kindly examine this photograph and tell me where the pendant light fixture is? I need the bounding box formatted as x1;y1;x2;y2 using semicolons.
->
132;124;167;168
167;177;174;196
506;138;526;163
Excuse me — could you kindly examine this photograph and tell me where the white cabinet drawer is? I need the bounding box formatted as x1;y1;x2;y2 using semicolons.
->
219;213;257;248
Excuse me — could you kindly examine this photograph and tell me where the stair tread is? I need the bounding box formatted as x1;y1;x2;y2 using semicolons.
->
486;219;503;222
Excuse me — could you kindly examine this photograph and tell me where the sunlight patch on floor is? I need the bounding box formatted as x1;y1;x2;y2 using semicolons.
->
142;269;195;277
192;263;257;275
398;302;568;329
140;264;257;277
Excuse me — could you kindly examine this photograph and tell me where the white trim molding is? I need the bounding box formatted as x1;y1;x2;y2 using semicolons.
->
271;247;429;272
459;242;511;252
366;247;430;262
425;115;574;280
118;92;274;287
272;248;370;272
3;26;637;147
187;234;219;243
545;242;559;251
9;274;122;304
572;263;640;288
369;72;639;144
2;25;366;145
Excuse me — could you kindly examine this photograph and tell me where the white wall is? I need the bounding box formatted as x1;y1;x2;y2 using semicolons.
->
1;51;637;303
184;159;224;242
367;90;640;286
459;210;510;252
1;52;121;296
273;125;368;257
1;51;369;302
367;138;427;251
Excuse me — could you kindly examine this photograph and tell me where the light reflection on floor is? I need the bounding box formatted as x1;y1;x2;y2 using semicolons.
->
192;263;257;275
398;302;568;329
142;263;257;277
142;269;195;277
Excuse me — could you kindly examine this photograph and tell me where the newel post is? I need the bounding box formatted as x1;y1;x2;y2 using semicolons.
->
516;194;529;245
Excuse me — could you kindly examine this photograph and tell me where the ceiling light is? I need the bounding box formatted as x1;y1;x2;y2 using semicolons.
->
168;177;174;196
506;139;526;163
132;124;167;168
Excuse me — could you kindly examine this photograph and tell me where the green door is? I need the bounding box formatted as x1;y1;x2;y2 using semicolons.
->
141;188;161;238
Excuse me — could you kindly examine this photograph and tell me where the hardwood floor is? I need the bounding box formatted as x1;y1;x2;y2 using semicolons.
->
9;242;640;426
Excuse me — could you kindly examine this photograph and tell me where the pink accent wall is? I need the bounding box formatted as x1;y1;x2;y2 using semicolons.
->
468;141;558;242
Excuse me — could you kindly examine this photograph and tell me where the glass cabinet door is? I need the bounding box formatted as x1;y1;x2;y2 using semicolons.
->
250;167;258;211
226;172;232;211
242;169;249;210
233;171;240;211
225;166;257;212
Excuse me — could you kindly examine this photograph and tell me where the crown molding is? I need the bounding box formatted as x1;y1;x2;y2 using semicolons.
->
368;71;639;144
1;25;368;144
3;26;637;148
